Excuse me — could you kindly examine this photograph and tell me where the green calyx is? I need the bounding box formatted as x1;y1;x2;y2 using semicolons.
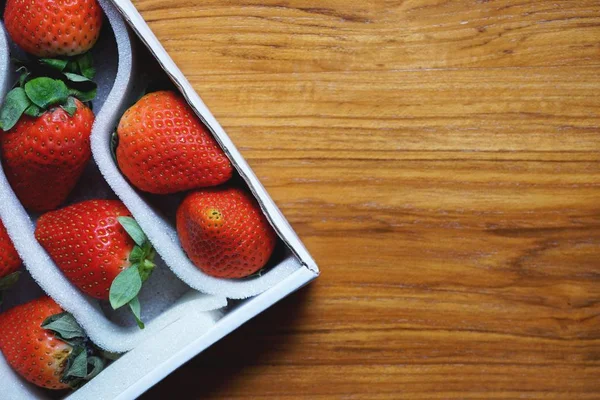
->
0;271;21;307
41;312;109;389
0;271;20;291
0;53;97;131
109;217;156;330
39;52;96;80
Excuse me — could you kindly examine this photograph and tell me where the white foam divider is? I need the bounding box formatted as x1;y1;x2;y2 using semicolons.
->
92;2;302;300
0;0;226;353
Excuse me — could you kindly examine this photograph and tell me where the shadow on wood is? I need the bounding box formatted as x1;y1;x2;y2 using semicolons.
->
142;284;315;399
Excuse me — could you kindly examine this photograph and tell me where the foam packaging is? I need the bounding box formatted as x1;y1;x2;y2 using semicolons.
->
0;0;319;398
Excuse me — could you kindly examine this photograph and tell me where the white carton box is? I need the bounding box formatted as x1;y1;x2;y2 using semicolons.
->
0;0;319;398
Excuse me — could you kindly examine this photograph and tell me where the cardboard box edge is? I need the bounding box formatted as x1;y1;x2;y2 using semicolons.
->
114;267;318;400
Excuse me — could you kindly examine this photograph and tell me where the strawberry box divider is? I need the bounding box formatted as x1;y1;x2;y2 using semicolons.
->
0;0;226;354
91;0;318;300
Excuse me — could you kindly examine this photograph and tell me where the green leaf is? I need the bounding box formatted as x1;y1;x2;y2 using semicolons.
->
42;312;86;340
77;52;96;79
61;97;78;117
64;72;92;83
81;66;96;80
40;58;68;72
0;271;20;291
85;356;105;380
69;87;97;102
128;245;144;263
0;88;31;131
18;69;31;88
128;296;145;329
65;60;79;74
76;53;95;80
24;77;69;108
63;348;88;379
24;104;43;117
118;217;147;247
110;264;142;310
40;310;109;389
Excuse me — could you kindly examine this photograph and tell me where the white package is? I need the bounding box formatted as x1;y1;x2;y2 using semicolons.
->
0;0;320;397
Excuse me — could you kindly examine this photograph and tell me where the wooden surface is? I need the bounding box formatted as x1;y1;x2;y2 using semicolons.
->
136;1;600;399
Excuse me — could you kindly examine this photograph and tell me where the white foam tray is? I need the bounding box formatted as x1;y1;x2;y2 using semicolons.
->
0;0;319;398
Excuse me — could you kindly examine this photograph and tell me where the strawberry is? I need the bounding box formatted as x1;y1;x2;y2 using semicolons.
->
35;200;155;328
1;97;94;211
4;0;103;57
0;296;106;390
0;57;99;211
116;90;233;194
0;221;21;301
0;220;21;281
177;186;277;278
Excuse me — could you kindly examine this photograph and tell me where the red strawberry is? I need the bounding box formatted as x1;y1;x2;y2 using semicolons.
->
177;186;277;278
1;98;94;212
0;296;106;390
35;200;155;328
0;221;21;299
116;91;233;194
4;0;103;57
0;221;20;281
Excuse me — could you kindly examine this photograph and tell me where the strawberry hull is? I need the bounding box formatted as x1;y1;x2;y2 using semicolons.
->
0;0;319;399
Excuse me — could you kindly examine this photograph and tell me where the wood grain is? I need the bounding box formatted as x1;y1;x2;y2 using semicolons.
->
135;0;600;399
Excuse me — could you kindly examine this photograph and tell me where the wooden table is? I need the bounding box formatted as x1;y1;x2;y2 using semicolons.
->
137;1;600;398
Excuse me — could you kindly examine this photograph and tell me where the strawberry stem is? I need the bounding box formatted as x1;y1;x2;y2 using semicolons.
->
0;54;98;131
109;217;156;329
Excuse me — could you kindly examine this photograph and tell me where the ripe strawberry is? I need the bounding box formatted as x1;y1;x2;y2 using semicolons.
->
116;91;233;194
0;221;21;300
1;98;94;211
0;221;20;281
4;0;103;57
0;296;105;390
177;186;277;278
35;200;155;328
